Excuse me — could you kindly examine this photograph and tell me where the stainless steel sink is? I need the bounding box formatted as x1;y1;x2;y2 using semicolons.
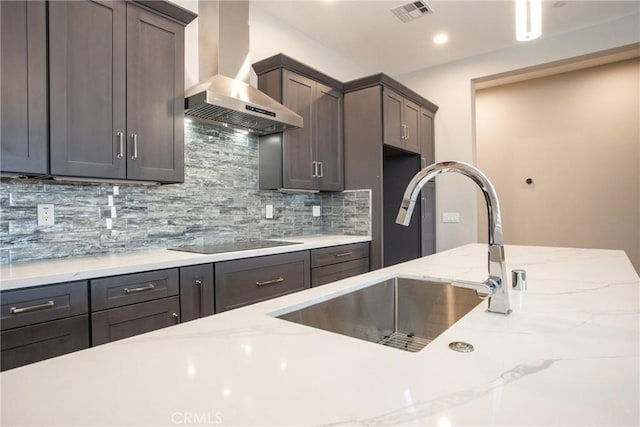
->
276;277;482;352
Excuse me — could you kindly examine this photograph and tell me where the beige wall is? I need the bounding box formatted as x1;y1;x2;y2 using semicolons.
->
476;59;640;271
399;14;640;254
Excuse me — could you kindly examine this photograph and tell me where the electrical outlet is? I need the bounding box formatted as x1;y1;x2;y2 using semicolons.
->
312;205;321;217
37;204;55;226
442;212;460;223
265;204;274;219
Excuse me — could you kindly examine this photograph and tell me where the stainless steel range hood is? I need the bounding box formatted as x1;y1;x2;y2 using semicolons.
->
184;1;302;135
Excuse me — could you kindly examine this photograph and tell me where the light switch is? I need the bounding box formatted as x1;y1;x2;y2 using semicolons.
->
312;205;321;217
442;212;460;223
265;205;274;219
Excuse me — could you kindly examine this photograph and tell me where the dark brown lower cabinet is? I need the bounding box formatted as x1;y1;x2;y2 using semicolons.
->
91;297;180;346
1;315;89;371
215;251;311;313
311;258;369;287
310;242;370;287
180;264;214;322
0;280;89;371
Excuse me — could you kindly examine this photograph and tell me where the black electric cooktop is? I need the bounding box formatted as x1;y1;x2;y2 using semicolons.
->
168;240;302;255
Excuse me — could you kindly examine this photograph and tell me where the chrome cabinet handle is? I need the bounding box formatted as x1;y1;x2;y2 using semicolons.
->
131;134;138;160
334;251;353;258
116;132;124;159
172;312;179;323
312;161;318;178
256;277;284;286
10;300;55;314
124;283;155;294
318;162;324;178
195;279;204;318
401;124;407;140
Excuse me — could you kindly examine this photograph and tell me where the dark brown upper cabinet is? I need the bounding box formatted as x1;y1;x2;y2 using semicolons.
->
383;87;421;154
49;0;195;183
0;1;48;175
254;54;344;192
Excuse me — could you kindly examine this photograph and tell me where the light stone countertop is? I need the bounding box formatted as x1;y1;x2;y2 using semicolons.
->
1;243;638;426
0;234;371;291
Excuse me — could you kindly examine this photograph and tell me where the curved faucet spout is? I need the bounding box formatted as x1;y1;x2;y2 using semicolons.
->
396;161;511;315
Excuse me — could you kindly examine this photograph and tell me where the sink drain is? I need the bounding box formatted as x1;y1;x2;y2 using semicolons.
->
448;341;474;353
378;332;432;352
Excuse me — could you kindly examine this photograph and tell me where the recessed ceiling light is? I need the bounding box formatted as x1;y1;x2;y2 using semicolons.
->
433;33;449;45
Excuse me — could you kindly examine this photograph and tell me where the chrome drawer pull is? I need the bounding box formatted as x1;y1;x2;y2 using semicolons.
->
195;279;204;317
256;277;284;287
124;283;155;294
334;251;353;258
10;300;55;314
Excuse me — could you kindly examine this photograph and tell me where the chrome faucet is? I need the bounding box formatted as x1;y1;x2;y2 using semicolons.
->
396;160;511;315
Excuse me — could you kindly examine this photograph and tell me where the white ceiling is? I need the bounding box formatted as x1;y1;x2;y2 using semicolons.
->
251;0;640;75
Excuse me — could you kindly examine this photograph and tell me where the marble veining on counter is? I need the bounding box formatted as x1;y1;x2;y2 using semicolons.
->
1;244;638;426
0;234;371;291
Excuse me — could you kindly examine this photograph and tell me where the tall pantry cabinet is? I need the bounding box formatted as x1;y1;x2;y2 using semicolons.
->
343;74;438;270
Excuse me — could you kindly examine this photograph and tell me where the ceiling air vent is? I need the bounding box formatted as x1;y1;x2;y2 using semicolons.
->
391;1;433;23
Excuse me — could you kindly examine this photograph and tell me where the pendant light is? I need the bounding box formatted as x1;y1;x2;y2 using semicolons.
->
516;0;542;41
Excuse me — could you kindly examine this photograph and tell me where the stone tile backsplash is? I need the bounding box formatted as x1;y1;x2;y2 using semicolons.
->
0;121;370;264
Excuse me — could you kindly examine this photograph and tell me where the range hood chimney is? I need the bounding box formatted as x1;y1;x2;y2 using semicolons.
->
184;1;302;135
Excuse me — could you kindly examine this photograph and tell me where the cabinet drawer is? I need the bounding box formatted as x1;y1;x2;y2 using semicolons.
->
91;269;179;311
311;242;370;268
1;281;88;331
312;258;370;287
215;251;311;313
1;314;89;371
91;296;180;346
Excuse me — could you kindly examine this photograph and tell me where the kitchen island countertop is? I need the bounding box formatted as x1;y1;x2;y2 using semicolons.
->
1;243;638;426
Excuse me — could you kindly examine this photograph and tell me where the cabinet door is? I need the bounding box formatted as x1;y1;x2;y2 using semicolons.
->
1;315;89;372
180;264;214;322
126;4;184;182
215;251;311;313
0;0;48;175
420;107;435;167
403;98;421;154
49;0;127;179
282;70;315;190
91;297;180;345
314;83;344;191
383;87;404;150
